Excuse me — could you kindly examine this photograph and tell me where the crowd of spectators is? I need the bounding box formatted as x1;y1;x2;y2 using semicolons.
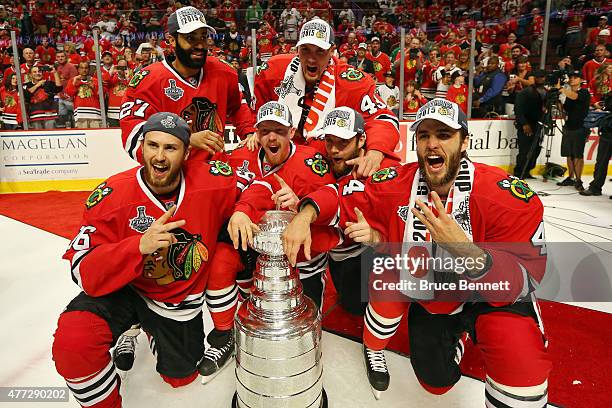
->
0;0;611;128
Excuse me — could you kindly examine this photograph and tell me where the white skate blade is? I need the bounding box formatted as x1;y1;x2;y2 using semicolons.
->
200;355;235;385
371;386;383;400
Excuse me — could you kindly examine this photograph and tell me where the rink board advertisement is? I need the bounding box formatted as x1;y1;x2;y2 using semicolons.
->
0;129;137;193
1;120;610;193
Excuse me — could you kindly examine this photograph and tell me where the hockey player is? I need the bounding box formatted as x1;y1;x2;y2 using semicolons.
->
253;18;400;178
120;6;255;164
311;106;400;316
225;101;339;308
52;113;247;407
283;99;552;404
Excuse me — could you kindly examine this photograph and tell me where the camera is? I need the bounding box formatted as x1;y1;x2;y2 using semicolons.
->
409;48;419;60
545;69;568;87
40;65;52;72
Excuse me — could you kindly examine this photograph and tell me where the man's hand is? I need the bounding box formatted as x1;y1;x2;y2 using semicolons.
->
349;149;384;178
282;205;317;266
411;191;483;260
190;130;224;155
522;124;533;136
228;211;260;251
139;206;186;255
271;174;299;211
238;133;259;151
344;207;381;245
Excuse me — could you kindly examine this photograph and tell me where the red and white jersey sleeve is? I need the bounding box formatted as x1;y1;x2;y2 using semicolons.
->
120;58;255;164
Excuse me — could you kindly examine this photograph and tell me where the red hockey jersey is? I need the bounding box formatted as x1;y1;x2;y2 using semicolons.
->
254;54;400;160
64;76;102;120
63;160;247;321
303;161;546;314
120;58;256;163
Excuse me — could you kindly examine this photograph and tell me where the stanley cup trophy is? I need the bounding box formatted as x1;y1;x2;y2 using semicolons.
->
232;211;328;408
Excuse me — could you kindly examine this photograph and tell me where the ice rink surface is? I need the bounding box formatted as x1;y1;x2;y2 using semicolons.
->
1;177;610;407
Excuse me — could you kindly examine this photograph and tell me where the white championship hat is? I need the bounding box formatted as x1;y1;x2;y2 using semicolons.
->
410;98;469;132
167;6;216;35
255;101;293;127
316;107;365;139
296;18;335;50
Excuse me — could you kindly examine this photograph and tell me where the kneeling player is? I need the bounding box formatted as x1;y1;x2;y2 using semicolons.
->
284;99;552;404
52;113;245;407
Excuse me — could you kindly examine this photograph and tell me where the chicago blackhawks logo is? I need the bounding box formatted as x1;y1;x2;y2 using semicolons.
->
497;176;535;203
181;97;223;133
373;61;382;73
142;228;209;286
77;84;93;98
209;160;233;176
85;182;113;209
129;206;155;233
256;61;269;75
340;68;364;81
304;153;330;177
3;94;15;107
128;69;149;88
455;94;466;104
112;83;127;96
372;167;398;183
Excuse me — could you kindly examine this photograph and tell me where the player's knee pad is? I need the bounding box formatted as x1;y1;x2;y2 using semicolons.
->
52;311;121;408
159;371;199;388
485;376;548;408
363;303;403;350
52;311;114;377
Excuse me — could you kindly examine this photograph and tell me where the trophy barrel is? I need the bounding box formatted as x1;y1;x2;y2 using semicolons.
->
233;211;326;408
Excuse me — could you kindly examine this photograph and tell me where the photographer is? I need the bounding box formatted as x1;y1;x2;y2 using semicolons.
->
24;65;63;129
556;71;591;191
514;70;546;179
581;94;612;197
107;58;132;128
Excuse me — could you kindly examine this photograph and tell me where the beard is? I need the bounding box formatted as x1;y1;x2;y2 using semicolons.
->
143;160;182;193
331;144;361;178
418;148;463;189
175;41;207;69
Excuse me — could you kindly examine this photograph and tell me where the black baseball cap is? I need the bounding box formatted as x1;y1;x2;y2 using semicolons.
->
142;112;191;146
568;70;582;78
530;69;546;78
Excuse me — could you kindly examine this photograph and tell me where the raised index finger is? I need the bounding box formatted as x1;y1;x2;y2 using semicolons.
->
273;173;289;187
155;205;176;225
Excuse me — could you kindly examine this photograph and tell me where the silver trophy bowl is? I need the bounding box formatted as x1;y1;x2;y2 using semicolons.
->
233;211;327;408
